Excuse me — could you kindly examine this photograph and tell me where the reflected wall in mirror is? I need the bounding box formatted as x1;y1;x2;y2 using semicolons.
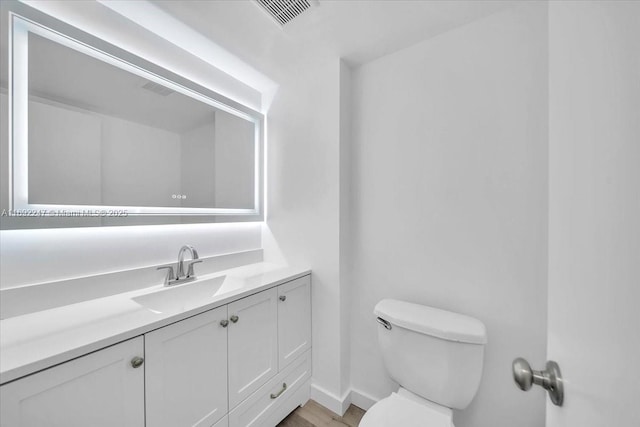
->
1;3;263;228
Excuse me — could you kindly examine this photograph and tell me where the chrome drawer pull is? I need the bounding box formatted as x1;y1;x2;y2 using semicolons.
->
270;382;287;399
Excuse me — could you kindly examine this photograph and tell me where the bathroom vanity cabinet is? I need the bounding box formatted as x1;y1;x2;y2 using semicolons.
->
227;288;279;409
145;305;229;427
276;278;312;369
0;275;312;427
0;337;145;427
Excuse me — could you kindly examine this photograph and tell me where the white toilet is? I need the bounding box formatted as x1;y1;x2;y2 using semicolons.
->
359;299;487;427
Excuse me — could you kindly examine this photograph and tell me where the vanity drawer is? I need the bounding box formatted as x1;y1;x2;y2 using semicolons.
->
229;350;311;427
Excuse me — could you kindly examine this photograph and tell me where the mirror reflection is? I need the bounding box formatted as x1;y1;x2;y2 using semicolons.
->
27;33;256;210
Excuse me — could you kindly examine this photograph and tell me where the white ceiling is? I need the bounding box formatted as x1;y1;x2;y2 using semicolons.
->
155;0;515;82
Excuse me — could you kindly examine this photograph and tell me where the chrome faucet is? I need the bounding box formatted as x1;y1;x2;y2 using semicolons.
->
178;245;201;279
157;245;203;286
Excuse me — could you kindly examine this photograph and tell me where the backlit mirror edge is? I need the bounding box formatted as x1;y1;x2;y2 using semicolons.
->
0;1;265;229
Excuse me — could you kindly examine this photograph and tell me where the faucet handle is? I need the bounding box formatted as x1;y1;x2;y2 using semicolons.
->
157;265;176;285
186;259;203;278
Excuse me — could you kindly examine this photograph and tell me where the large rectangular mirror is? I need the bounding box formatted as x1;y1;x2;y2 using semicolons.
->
1;3;264;228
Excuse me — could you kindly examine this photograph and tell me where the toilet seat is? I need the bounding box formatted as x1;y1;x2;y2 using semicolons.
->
359;392;454;427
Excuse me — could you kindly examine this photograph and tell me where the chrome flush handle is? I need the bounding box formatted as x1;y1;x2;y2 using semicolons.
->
376;317;392;330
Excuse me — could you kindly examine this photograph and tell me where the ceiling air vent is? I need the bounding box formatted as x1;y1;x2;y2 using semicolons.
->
141;81;174;97
254;0;318;26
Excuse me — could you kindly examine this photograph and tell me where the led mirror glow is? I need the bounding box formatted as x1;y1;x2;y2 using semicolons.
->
6;11;264;224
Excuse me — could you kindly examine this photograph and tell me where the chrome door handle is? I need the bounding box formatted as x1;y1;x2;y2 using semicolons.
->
512;357;564;406
230;315;239;323
270;383;287;399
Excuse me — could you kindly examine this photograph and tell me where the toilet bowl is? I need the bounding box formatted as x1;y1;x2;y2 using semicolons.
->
360;388;453;427
359;299;487;427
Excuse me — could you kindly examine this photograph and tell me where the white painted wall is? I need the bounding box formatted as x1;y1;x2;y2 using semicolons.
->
349;4;548;427
338;60;353;402
547;2;640;426
262;56;350;409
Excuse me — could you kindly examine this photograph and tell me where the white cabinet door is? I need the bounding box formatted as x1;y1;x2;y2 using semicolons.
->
228;288;278;409
0;337;144;427
213;415;229;427
145;305;228;427
277;276;311;369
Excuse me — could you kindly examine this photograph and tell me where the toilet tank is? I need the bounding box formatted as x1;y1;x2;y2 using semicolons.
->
374;299;487;410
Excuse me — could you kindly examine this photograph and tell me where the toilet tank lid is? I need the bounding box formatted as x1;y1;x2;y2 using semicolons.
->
374;299;487;344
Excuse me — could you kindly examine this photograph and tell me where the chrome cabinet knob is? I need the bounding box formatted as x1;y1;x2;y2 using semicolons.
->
512;357;564;406
130;356;144;369
230;315;239;323
220;319;229;327
279;295;286;302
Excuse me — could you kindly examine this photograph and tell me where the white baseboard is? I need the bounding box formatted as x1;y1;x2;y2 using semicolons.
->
309;383;382;415
309;383;352;416
349;388;379;411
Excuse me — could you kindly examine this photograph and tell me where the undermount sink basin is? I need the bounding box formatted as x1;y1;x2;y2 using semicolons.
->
132;275;227;314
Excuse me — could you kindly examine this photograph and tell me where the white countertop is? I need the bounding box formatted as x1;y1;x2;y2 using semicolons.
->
0;262;310;385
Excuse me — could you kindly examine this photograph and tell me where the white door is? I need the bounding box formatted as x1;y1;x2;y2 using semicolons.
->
145;305;228;427
0;337;144;427
547;1;640;426
277;276;311;369
228;288;278;409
